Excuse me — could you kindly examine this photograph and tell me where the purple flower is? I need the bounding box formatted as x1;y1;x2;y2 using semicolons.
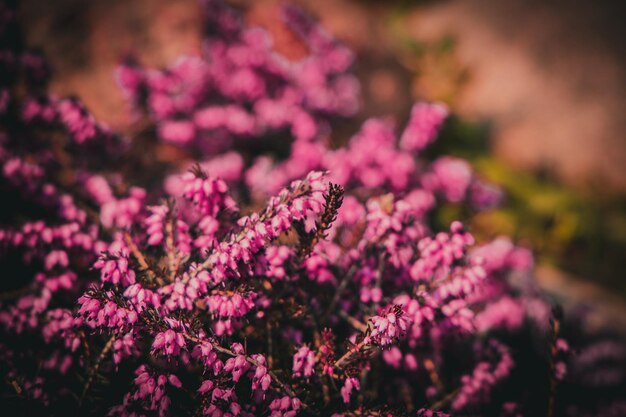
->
152;329;186;356
292;345;316;378
369;305;410;346
0;1;605;415
181;170;236;216
340;377;360;404
452;340;514;411
399;102;448;152
93;253;136;286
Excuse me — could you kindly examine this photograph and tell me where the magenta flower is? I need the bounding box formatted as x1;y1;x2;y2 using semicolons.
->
292;345;316;378
369;305;410;346
152;329;186;356
340;377;360;404
0;1;618;416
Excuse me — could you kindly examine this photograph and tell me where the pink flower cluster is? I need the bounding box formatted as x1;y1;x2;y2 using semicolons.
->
0;1;623;417
451;341;514;412
292;346;316;378
117;0;358;150
181;169;237;216
112;365;183;417
399;102;448;152
369;305;410;346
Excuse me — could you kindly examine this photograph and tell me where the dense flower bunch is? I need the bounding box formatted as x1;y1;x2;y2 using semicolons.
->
0;1;625;416
116;0;358;149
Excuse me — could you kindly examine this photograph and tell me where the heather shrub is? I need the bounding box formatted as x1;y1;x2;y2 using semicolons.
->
0;1;624;417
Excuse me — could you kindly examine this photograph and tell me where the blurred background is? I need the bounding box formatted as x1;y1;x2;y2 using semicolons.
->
18;0;626;329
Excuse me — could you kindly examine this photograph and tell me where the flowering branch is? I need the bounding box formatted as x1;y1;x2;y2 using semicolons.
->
0;1;613;416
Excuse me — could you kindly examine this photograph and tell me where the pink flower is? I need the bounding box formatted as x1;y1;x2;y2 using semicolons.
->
340;377;360;404
158;119;196;144
452;341;514;411
100;187;146;229
205;292;255;318
269;395;301;417
93;253;136;286
152;329;186;356
292;346;316;378
423;156;473;203
57;99;98;144
475;296;525;332
399;102;448;152
223;345;250;382
369;305;410;346
181;170;236;216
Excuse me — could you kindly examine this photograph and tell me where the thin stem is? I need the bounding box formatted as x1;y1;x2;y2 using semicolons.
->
334;339;370;369
399;380;415;412
79;330;91;365
321;262;359;322
424;357;445;392
10;379;22;395
338;311;368;333
266;321;274;369
548;315;561;417
431;388;460;411
322;381;331;405
0;286;31;301
124;232;164;286
80;335;116;404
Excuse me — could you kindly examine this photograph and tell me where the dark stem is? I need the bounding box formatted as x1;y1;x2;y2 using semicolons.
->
80;335;116;405
548;311;562;417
